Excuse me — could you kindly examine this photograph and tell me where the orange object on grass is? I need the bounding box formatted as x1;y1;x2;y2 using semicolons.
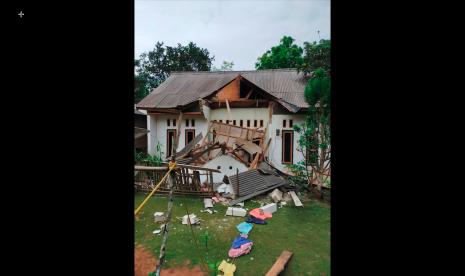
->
249;208;272;220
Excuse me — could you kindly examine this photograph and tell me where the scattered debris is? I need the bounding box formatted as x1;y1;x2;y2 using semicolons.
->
225;207;247;217
265;250;294;276
289;191;304;207
200;209;214;214
154;212;166;223
234;202;244;207
269;189;283;203
260;203;278;214
204;198;213;208
153;229;162;235
212;196;220;203
182;214;200;225
228;169;287;206
217;183;233;194
281;192;292;203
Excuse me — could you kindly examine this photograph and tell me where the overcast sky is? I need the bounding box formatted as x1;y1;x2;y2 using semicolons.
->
135;0;330;70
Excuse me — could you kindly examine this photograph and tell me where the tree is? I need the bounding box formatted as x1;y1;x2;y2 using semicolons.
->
135;41;215;100
289;68;330;194
134;73;149;103
299;39;331;74
255;36;303;69
212;60;234;71
303;68;331;191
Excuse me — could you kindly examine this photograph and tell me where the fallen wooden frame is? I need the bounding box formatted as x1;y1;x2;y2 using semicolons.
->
265;250;293;276
134;164;218;196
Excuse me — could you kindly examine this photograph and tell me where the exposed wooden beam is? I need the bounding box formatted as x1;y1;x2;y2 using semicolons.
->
245;88;253;99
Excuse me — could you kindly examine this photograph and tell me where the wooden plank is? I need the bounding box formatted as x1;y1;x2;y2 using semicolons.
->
245;88;253;99
249;153;260;169
260;138;272;161
288;191;304;207
265;250;293;276
139;164;221;173
235;137;262;155
134;166;169;171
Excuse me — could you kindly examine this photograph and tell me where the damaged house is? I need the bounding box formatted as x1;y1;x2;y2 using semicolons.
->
136;69;310;200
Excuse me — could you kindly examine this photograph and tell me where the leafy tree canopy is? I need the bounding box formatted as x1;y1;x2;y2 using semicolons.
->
300;39;331;74
135;41;215;103
305;68;330;110
255;36;303;70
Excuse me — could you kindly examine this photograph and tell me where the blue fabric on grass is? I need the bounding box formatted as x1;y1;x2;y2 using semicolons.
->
236;222;253;234
246;215;267;225
231;236;253;249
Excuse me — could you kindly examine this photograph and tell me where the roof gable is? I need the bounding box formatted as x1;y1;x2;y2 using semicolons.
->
136;69;308;111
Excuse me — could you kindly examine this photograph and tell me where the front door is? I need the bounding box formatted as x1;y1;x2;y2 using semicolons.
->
282;130;293;164
167;129;177;158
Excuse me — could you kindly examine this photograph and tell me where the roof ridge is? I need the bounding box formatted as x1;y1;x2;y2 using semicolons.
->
170;68;299;74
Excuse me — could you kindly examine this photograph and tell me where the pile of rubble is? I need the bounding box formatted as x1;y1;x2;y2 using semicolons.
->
166;120;303;206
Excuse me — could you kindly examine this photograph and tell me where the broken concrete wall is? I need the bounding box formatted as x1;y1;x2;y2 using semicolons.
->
200;154;249;183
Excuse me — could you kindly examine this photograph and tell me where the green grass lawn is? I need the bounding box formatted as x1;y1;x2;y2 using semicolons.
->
135;193;330;276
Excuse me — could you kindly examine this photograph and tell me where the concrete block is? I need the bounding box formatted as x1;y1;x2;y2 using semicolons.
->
269;189;283;203
154;212;166;223
225;207;247;217
182;214;199;225
204;198;213;208
260;203;278;214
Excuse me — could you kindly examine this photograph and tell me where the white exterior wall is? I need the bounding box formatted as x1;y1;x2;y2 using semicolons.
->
146;108;306;174
148;114;208;158
267;114;306;173
200;154;249;184
147;115;157;156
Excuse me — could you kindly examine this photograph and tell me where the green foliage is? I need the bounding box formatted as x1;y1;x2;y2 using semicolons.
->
212;60;234;71
134;149;145;164
144;142;164;166
288;70;331;190
143;154;163;167
299;39;331;74
135;41;215;102
255;36;303;69
305;68;331;115
134;74;149;103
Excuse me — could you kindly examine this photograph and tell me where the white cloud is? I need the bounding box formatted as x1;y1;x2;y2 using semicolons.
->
135;0;330;70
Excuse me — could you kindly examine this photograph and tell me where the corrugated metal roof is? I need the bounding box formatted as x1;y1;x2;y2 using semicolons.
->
228;169;286;198
137;72;237;109
136;69;309;111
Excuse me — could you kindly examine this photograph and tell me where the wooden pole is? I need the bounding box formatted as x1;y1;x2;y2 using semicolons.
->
154;112;182;276
236;168;240;196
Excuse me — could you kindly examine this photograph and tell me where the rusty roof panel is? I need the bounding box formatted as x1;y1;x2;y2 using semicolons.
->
137;73;237;109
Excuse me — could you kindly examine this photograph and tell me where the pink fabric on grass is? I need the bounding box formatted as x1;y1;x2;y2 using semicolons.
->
228;242;253;258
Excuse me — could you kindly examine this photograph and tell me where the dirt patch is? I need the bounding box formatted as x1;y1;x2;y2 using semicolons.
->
135;245;206;276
